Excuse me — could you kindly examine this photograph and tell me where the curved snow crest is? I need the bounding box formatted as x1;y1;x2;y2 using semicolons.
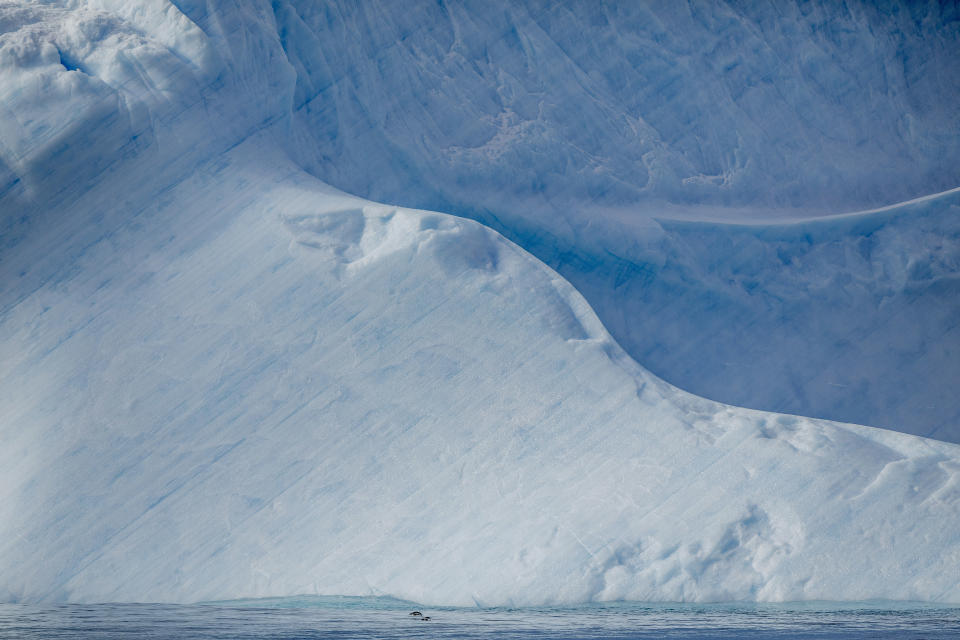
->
1;138;959;606
281;200;619;350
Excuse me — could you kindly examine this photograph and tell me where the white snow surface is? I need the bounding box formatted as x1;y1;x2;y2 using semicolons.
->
0;0;959;606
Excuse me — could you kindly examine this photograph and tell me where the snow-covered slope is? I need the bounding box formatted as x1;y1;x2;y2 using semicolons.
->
3;137;960;605
1;0;959;606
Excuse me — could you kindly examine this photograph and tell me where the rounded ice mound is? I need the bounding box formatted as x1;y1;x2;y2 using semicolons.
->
0;1;216;204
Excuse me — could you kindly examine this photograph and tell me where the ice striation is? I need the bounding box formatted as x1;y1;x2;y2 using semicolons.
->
0;0;958;606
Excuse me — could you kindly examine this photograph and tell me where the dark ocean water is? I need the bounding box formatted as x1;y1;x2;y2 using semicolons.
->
0;597;957;639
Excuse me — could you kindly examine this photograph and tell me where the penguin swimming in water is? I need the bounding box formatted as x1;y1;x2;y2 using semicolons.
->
409;611;422;617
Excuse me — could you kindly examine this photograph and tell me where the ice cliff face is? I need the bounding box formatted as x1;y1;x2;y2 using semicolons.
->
0;0;959;605
270;0;960;212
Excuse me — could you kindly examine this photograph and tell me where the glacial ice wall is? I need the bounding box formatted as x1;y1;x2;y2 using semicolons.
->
263;0;960;213
1;0;959;606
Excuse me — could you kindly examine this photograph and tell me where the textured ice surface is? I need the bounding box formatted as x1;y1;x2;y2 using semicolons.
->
0;0;959;606
266;0;960;212
539;190;960;442
4;0;959;438
250;0;960;439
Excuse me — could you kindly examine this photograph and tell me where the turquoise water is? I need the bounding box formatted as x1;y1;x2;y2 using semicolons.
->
1;597;958;638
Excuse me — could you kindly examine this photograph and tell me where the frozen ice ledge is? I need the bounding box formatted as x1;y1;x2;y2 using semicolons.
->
0;1;958;605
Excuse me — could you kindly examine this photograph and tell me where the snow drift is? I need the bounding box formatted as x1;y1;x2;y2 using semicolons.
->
0;0;958;605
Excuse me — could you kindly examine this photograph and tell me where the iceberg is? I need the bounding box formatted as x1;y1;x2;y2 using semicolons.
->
0;0;958;606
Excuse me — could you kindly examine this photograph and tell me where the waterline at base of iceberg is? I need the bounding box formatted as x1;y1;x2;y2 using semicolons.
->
1;597;958;639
